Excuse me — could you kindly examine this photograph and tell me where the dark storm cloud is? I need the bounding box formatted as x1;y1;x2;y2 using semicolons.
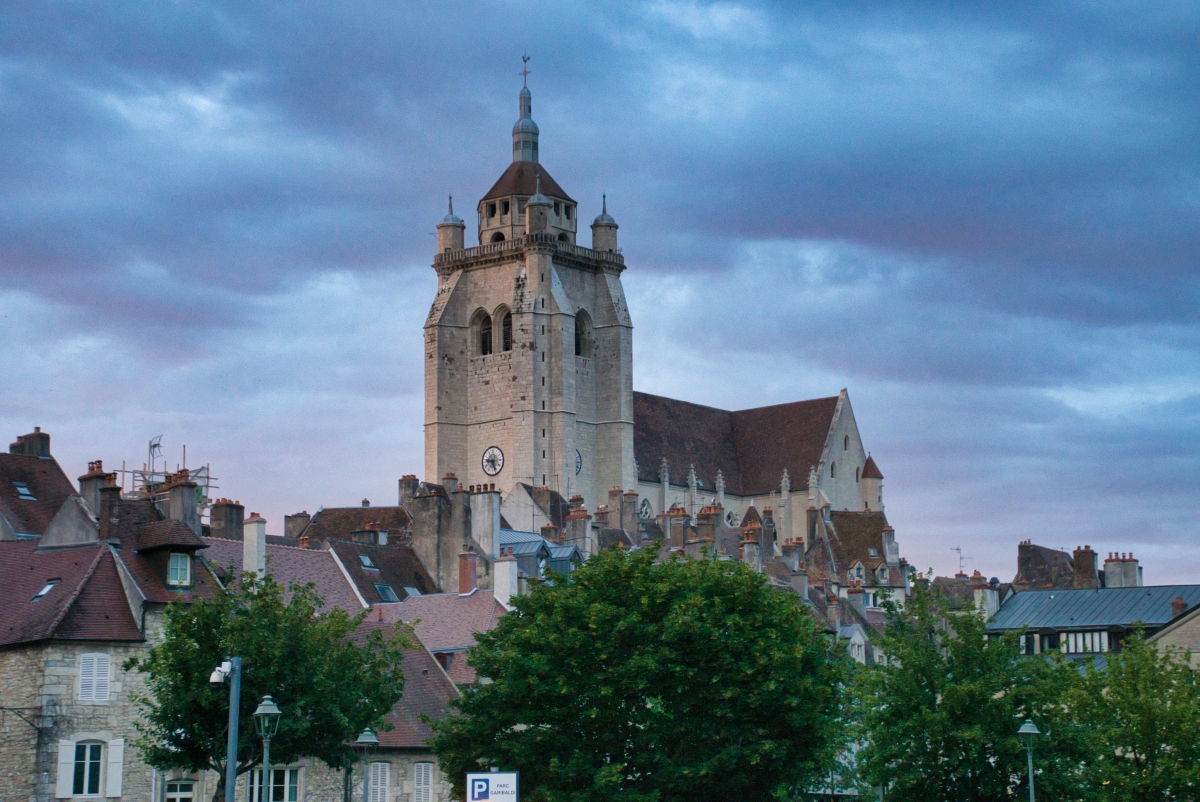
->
1;0;1198;580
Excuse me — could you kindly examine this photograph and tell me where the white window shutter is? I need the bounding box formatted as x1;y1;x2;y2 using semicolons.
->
105;738;124;797
414;763;432;802
370;763;390;802
79;654;96;701
94;654;111;703
55;740;74;798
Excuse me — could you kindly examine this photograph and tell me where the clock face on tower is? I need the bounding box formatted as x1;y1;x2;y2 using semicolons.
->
575;449;582;475
482;446;504;476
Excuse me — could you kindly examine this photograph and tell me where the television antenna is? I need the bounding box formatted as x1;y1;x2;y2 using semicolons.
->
950;547;969;574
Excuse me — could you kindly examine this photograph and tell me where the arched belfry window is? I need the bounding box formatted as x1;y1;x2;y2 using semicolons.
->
501;311;512;351
490;232;505;243
558;233;569;242
575;310;592;357
475;311;493;356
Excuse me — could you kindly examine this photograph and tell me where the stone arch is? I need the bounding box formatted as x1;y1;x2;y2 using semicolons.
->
490;231;505;243
574;308;593;357
472;308;493;356
493;304;512;352
557;232;569;242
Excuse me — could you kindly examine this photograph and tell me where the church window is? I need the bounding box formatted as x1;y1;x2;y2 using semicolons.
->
855;467;860;483
558;233;569;242
575;310;592;357
502;312;512;351
830;461;836;478
502;201;510;215
543;450;546;458
844;435;849;449
517;199;526;215
490;232;505;243
541;377;545;386
541;325;545;335
487;203;497;218
479;315;493;355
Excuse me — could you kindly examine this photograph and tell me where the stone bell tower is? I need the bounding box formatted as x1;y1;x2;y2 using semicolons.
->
423;75;636;513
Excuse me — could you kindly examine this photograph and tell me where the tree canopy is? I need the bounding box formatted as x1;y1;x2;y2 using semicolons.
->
125;572;410;801
851;581;1093;802
430;547;845;802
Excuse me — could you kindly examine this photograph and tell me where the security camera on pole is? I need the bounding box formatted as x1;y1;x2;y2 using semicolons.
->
208;658;242;802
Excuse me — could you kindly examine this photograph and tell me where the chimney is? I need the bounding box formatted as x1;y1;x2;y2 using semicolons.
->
9;427;50;457
741;531;761;572
166;475;200;536
459;549;478;595
1072;545;1099;589
540;523;561;544
790;563;809;598
781;538;802;573
284;511;311;539
1172;596;1188;619
78;461;113;518
563;495;592;554
398;475;419;507
494;547;519;609
209;499;245;541
847;583;866;617
1104;552;1141;588
696;504;721;543
620;490;639;537
442;473;460;494
825;597;841;630
98;480;122;542
244;512;267;576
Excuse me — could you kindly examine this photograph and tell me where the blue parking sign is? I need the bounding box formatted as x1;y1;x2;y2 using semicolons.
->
466;772;519;802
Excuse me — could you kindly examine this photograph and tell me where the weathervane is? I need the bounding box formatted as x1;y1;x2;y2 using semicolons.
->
521;53;531;87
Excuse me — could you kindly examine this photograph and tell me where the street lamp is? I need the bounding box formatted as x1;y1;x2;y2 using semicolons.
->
1018;719;1041;802
356;728;379;801
254;696;282;802
210;658;242;802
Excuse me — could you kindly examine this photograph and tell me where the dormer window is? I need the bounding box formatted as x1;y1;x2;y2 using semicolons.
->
167;553;191;586
13;481;36;500
868;548;878;558
31;579;58;602
358;554;377;569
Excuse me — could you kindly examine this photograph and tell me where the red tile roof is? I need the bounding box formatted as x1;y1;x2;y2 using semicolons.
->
633;391;839;496
481;161;574;203
0;453;77;536
378;591;506;684
202;537;366;612
354;618;460;749
861;455;883;479
0;541;142;647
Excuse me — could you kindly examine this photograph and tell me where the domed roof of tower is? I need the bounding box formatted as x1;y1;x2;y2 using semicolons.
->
439;196;464;226
592;194;617;227
481;161;573;202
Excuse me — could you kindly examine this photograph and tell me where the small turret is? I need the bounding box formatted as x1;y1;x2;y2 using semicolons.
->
591;194;618;252
436;196;465;252
525;175;551;234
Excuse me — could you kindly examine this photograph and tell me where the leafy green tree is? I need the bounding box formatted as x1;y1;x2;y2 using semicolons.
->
852;581;1094;802
125;572;410;802
1076;631;1200;801
430;547;845;802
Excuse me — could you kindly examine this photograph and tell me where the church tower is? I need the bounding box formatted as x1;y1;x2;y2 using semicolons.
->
424;77;636;513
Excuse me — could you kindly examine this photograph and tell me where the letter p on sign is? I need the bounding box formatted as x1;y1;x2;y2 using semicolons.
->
471;779;489;801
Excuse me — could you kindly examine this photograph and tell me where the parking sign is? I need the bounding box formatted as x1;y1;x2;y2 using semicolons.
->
466;772;519;802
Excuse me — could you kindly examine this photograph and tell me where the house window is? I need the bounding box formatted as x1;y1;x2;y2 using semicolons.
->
31;579;58;602
79;653;112;703
13;481;36;500
249;768;299;802
166;780;195;802
502;312;512;351
359;554;376;568
374;584;400;603
369;762;390;802
168;553;191;586
414;762;433;802
402;586;422;597
73;742;103;795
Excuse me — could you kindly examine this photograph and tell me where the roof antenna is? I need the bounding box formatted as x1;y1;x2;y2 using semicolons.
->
521;53;531;87
951;547;968;574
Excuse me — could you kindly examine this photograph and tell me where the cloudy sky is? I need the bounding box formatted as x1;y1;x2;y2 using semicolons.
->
3;1;1197;582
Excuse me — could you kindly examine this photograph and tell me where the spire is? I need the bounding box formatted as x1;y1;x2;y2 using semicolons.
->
440;194;463;226
512;57;539;163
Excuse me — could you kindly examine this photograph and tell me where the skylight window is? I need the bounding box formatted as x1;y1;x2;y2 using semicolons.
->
868;548;878;558
374;584;400;603
358;554;376;569
31;580;58;602
403;586;422;598
13;481;36;501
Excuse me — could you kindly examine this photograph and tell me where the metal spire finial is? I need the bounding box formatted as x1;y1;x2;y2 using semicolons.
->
536;173;541;194
602;193;607;214
448;195;454;216
521;54;531;87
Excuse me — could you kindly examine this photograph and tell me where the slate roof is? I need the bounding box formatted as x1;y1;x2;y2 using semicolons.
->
633;391;840;496
380;591;506;684
988;585;1200;632
327;540;440;603
0;540;142;647
299;506;413;543
0;452;77;536
827;510;898;585
202;537;366;612
1012;542;1077;590
353;617;460;749
133;519;207;551
481;161;574;203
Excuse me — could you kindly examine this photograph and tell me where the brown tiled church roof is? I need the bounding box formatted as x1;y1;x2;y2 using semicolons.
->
633;391;840;496
481;161;574;203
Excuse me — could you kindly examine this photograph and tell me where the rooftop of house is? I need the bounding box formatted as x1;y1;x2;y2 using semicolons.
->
326;539;440;603
988;585;1200;632
0;451;77;538
298;504;413;544
202;536;366;612
378;590;507;684
633;391;840;496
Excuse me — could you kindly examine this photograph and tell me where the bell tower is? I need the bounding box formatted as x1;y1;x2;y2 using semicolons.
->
423;75;635;513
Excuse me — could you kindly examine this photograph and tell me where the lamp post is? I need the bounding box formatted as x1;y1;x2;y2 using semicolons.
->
1018;719;1041;802
209;658;242;802
356;728;379;801
253;696;282;802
